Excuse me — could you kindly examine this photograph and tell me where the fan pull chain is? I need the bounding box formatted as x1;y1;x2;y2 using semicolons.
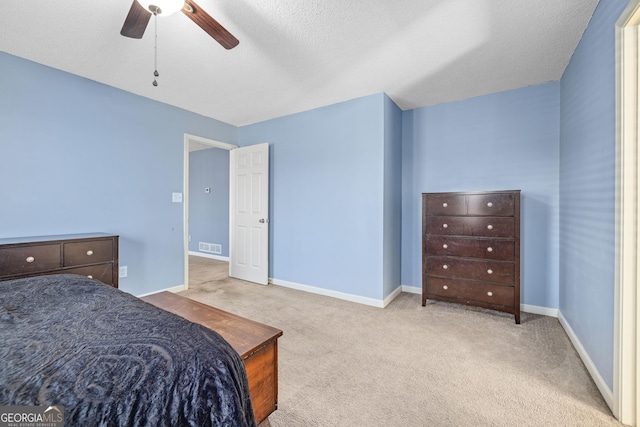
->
153;11;159;86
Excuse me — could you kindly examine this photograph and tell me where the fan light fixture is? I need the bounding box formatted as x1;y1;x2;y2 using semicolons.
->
138;0;185;16
137;0;186;86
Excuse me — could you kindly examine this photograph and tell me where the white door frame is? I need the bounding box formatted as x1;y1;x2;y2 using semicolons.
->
183;133;237;290
614;1;640;424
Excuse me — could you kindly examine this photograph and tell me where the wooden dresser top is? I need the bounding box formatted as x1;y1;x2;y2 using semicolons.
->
0;233;117;246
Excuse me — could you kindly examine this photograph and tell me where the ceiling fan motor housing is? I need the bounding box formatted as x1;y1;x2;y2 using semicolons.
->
138;0;184;16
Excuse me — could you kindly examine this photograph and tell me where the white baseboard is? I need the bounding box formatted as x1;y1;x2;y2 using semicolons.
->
188;251;230;262
136;284;186;298
401;286;559;318
521;304;558;317
558;310;614;411
166;284;187;293
383;286;403;307
270;278;387;308
267;278;563;323
402;285;421;294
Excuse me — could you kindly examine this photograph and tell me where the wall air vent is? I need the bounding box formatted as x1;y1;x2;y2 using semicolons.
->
199;242;222;254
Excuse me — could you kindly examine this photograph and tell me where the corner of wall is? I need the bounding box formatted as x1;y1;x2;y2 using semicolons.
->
558;310;614;411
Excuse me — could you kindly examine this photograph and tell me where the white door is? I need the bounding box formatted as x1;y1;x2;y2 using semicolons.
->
229;143;269;285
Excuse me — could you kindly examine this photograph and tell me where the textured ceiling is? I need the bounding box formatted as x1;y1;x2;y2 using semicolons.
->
0;0;598;126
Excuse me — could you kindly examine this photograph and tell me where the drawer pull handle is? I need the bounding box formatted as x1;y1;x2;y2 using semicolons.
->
487;202;493;207
87;275;93;279
443;265;449;269
487;247;493;252
25;256;35;263
442;202;448;207
442;223;448;229
487;224;493;230
443;285;448;290
86;250;94;256
442;244;448;249
487;291;493;297
487;269;493;274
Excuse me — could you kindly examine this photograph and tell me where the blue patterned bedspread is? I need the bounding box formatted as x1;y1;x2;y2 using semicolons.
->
0;274;256;426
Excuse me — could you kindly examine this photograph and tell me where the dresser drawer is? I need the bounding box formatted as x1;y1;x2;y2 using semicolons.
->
426;235;514;261
63;239;114;267
0;244;60;276
427;277;514;308
424;194;466;215
64;264;114;286
467;193;515;216
426;216;514;238
426;256;514;284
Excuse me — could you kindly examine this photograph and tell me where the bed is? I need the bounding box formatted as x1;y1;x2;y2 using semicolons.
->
0;274;257;427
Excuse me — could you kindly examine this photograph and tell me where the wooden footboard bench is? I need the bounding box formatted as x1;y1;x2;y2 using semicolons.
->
142;291;283;425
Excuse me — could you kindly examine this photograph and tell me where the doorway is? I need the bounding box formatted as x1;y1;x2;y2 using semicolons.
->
614;0;640;424
183;134;236;290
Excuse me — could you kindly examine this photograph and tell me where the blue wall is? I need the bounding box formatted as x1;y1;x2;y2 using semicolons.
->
238;94;393;300
0;50;403;304
383;95;403;299
0;52;237;295
401;83;561;309
188;148;230;257
559;0;628;390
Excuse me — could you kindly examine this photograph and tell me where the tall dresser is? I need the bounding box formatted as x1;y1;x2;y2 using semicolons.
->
0;233;119;288
422;190;521;323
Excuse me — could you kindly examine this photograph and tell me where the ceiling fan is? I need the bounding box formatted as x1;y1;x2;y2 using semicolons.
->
120;0;239;50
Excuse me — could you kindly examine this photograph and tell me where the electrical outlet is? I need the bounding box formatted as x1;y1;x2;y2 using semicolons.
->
188;235;192;242
119;266;128;278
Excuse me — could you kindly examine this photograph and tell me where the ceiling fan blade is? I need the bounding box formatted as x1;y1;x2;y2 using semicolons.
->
121;0;152;39
183;0;239;49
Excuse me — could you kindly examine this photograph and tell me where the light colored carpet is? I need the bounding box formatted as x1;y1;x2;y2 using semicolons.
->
181;256;621;427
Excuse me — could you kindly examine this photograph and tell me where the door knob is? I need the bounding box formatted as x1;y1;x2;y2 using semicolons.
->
259;218;265;223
